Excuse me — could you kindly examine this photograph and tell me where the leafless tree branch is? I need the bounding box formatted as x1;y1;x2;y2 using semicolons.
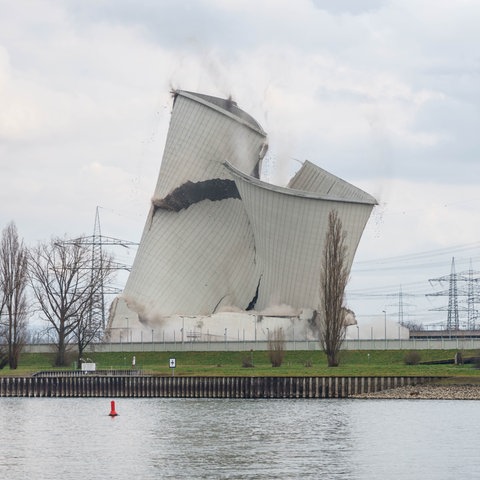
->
28;237;114;366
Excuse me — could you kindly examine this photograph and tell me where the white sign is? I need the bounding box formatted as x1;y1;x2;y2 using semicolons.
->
81;362;96;372
169;358;176;368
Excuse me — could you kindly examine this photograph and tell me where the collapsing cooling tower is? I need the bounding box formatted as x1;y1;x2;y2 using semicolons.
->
108;90;376;336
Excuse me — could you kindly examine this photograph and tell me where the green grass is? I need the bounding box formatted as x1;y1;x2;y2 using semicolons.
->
2;348;480;378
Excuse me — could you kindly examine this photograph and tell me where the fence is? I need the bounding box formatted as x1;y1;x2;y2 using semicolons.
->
23;338;480;354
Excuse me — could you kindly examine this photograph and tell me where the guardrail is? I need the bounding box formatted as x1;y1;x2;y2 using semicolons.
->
32;370;144;377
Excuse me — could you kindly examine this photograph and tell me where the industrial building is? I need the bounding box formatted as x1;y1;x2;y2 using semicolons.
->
107;90;377;343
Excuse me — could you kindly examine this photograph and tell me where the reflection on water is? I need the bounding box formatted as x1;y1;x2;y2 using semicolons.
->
0;397;479;479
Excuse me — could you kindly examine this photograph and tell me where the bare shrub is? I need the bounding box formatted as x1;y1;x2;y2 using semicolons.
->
404;350;421;365
454;351;463;365
268;327;286;367
62;349;78;369
242;355;254;368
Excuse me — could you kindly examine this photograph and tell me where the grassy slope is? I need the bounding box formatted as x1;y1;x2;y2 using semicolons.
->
2;349;480;378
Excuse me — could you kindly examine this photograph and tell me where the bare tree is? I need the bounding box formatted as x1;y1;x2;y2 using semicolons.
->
317;210;349;367
267;327;286;367
73;241;114;364
0;292;6;368
68;238;114;365
28;237;114;366
0;222;29;369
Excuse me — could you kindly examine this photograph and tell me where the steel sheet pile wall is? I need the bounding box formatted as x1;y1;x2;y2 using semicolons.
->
0;376;434;398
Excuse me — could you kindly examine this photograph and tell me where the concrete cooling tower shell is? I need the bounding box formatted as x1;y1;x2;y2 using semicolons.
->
107;90;376;340
225;161;376;311
108;91;268;330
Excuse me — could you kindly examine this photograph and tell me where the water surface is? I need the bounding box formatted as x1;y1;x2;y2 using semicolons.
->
0;398;477;479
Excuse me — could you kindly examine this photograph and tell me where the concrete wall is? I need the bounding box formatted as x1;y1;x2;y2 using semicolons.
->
23;337;480;354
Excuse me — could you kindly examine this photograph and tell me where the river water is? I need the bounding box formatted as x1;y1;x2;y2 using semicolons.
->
0;397;478;479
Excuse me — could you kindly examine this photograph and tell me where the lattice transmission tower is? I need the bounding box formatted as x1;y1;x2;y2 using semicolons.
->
385;285;415;326
427;257;460;330
464;260;480;329
64;206;138;329
426;257;480;330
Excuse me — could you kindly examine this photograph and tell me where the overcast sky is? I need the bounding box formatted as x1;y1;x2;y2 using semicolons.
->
1;0;480;327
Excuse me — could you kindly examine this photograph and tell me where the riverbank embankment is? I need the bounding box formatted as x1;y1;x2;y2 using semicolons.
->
0;375;437;398
351;382;480;400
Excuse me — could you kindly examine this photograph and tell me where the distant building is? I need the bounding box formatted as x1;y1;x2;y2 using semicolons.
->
107;91;377;342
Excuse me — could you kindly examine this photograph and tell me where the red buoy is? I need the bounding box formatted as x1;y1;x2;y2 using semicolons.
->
109;400;118;417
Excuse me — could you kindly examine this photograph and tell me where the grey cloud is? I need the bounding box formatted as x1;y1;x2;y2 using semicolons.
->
0;0;479;273
66;0;254;51
311;0;387;15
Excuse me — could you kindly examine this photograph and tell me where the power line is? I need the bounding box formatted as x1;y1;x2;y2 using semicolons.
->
354;241;480;267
